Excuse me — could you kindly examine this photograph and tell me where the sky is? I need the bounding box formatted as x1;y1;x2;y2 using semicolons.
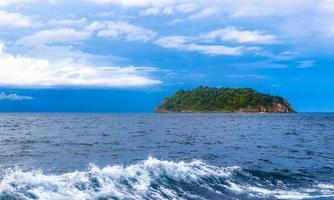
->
0;0;333;112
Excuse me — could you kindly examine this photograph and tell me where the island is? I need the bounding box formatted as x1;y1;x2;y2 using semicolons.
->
155;86;295;113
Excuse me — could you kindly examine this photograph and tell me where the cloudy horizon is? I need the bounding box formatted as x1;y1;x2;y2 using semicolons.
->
0;0;333;112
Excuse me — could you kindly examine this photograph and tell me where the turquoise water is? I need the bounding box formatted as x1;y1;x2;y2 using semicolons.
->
0;113;333;199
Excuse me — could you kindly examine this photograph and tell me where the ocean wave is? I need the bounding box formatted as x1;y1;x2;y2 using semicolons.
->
0;157;333;200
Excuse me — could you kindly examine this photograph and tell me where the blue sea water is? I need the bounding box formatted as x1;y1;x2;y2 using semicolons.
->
0;113;333;199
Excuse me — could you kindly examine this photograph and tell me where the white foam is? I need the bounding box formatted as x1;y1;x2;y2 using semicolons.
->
0;158;333;200
0;157;234;200
223;180;334;200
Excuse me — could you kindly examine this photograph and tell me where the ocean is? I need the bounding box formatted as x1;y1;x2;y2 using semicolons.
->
0;113;333;200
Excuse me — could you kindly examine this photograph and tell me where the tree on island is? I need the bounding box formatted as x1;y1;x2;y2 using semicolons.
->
156;86;295;113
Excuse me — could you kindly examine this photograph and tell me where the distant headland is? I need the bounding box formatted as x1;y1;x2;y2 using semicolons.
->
155;86;295;113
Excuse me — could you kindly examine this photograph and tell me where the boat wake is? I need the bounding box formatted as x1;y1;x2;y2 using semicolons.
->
0;157;333;200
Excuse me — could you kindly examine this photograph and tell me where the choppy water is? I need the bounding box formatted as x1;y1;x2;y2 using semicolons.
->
0;113;333;200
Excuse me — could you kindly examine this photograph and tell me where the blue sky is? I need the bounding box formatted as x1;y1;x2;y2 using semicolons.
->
0;0;333;112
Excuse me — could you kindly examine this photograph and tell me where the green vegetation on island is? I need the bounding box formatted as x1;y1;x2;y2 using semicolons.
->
155;86;295;113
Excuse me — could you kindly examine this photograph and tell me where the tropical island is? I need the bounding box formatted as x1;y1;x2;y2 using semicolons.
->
155;86;295;113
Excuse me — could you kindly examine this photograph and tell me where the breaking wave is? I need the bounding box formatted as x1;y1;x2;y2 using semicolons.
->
0;157;333;200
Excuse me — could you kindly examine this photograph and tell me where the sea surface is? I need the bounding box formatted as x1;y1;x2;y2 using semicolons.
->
0;113;333;200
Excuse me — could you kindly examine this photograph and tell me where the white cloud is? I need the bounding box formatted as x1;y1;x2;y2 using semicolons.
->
86;0;314;17
188;7;219;20
321;0;334;10
203;27;277;44
84;0;334;42
17;21;157;46
97;22;157;42
47;18;88;27
139;3;197;16
139;7;161;16
155;36;243;56
155;36;189;48
0;0;35;7
186;44;243;56
221;0;314;18
166;6;218;24
84;21;105;32
87;0;177;7
17;28;91;46
161;7;174;15
0;10;33;27
0;43;161;87
0;92;33;100
154;27;272;56
20;45;126;65
297;60;315;68
176;3;197;13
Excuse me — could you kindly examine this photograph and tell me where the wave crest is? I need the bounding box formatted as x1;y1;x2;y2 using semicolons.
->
0;157;333;200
